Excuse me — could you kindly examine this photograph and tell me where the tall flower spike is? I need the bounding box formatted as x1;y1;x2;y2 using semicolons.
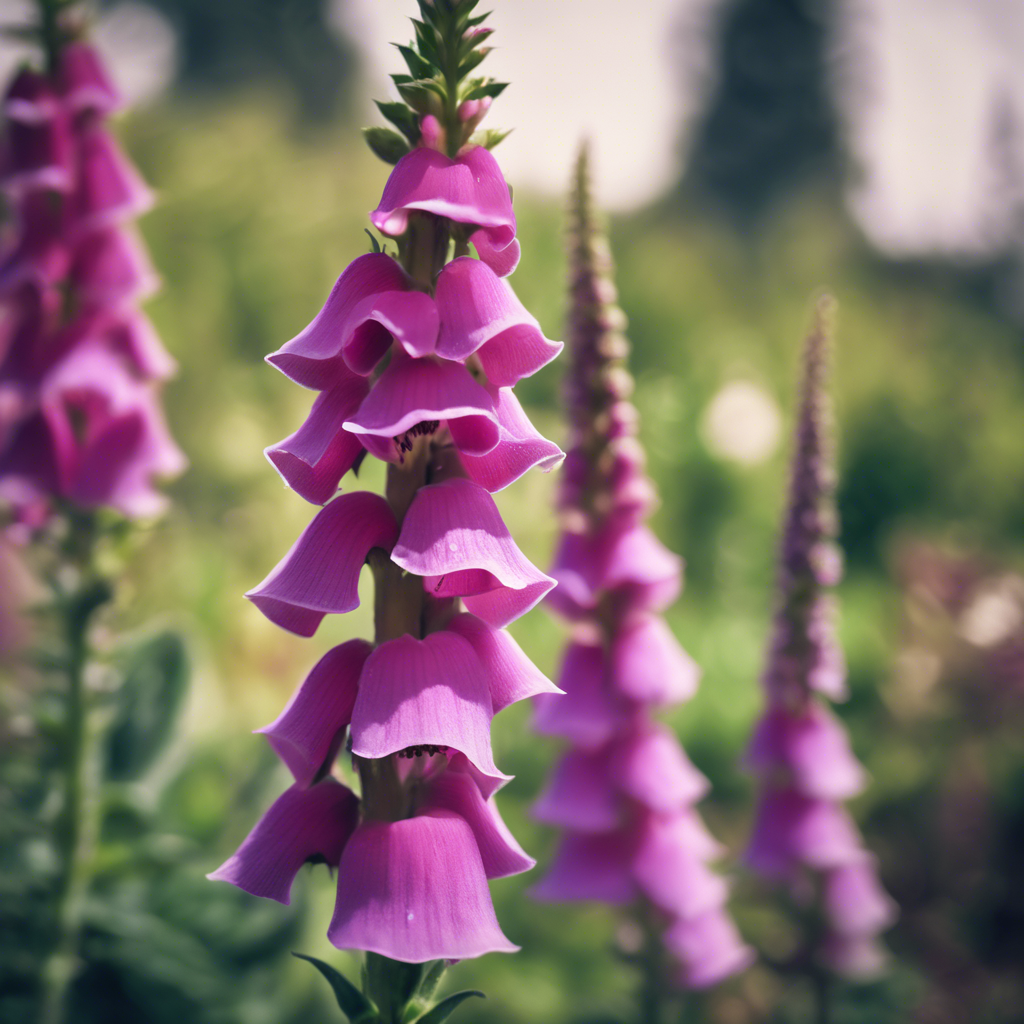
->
744;299;897;982
0;26;184;525
212;3;564;1017
530;145;753;1001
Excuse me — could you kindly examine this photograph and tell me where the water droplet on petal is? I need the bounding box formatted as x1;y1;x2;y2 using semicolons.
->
407;911;415;922
448;542;458;552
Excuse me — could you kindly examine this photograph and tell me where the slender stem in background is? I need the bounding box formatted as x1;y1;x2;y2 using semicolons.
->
812;968;833;1024
38;514;113;1024
37;0;64;75
637;907;668;1024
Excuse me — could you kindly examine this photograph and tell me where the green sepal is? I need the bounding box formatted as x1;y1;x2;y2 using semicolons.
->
458;48;489;78
395;80;445;115
363;127;411;165
395;43;435;81
292;953;379;1024
417;961;447;1003
392;73;413;86
375;99;421;143
464;11;491;29
364;229;382;254
106;632;189;781
411;20;441;66
414;991;485;1024
462;80;507;101
472;127;512;150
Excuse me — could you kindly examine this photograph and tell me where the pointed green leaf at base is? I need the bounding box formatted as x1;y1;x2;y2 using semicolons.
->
293;953;379;1023
415;991;485;1024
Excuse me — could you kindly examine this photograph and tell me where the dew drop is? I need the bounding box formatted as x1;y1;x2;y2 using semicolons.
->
407;911;415;922
448;542;458;552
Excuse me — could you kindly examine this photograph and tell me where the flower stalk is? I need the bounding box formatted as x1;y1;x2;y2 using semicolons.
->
210;2;563;1018
530;144;753;1006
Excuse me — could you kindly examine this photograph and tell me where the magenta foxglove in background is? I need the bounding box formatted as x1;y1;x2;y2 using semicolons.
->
0;27;184;529
744;299;897;979
209;1;564;1014
530;146;753;998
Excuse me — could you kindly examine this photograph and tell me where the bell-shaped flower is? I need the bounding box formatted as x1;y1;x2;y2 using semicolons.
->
69;225;159;309
343;350;499;463
0;194;71;295
434;257;562;386
533;746;620;832
59;42;123;114
458;384;563;492
822;857;898;939
446;611;561;713
392;476;555;628
208;778;359;904
609;723;710;814
609;613;700;706
267;253;439;389
0;77;72;194
70;125;153;234
530;830;636;904
38;344;185;517
257;639;373;787
102;309;177;380
265;374;370;505
665;910;756;990
746;788;864;880
371;146;517;276
745;701;866;802
246;491;399;636
349;631;509;795
328;810;519;962
533;640;633;750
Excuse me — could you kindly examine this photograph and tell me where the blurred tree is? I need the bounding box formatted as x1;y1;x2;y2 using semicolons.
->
131;0;356;120
679;0;840;226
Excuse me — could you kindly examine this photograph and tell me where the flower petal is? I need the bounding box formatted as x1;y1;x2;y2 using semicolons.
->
533;640;630;749
823;858;897;937
446;611;561;713
70;225;159;308
610;724;709;813
350;631;506;788
71;126;153;233
471;230;520;277
59;42;122;114
459;386;563;492
257;640;372;787
664;909;756;989
632;813;729;919
746;702;866;802
434;257;562;385
419;768;535;878
610;614;700;706
267;253;437;389
392;476;554;628
529;831;635;904
265;376;369;505
208;779;359;904
329;811;518;962
532;747;620;832
246;491;398;636
344;354;497;452
371;146;515;253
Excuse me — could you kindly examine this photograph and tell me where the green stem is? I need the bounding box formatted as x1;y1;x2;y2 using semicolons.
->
37;0;64;75
811;968;832;1024
38;517;112;1024
637;908;668;1024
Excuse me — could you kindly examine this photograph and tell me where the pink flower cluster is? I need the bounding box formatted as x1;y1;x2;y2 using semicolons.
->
210;138;565;962
530;155;753;989
0;42;184;525
745;306;896;977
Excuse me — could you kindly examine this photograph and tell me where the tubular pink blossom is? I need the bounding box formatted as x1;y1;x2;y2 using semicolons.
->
58;42;122;114
530;831;635;904
328;812;519;961
446;611;561;712
434;257;562;385
265;376;370;505
70;125;154;233
665;910;757;990
458;384;563;492
533;747;620;832
371;146;517;274
267;254;439;388
349;631;508;791
609;614;700;706
256;640;373;787
208;779;359;904
610;724;710;813
246;492;398;636
392;476;555;628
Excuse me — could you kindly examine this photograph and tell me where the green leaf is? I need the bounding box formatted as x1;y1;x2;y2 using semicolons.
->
415;991;485;1024
106;632;189;781
292;953;379;1023
395;80;445;115
411;20;440;65
458;48;489;78
417;961;447;1003
375;100;421;143
462;80;507;101
364;229;382;254
395;44;434;81
474;128;512;150
362;127;411;165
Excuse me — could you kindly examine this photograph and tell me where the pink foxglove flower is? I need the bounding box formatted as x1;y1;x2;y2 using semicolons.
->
744;299;897;977
210;1;563;988
530;147;753;991
0;37;183;525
